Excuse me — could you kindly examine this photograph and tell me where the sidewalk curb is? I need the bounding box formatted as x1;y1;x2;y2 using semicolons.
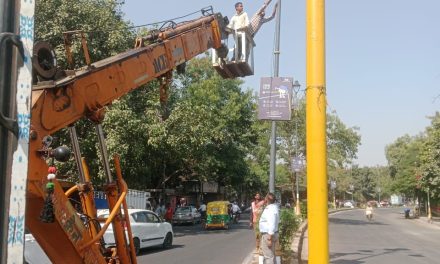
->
296;208;355;263
242;250;255;264
243;209;354;264
291;220;308;263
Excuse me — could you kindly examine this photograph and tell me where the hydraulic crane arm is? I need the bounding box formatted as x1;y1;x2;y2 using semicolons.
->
27;12;229;264
31;13;228;135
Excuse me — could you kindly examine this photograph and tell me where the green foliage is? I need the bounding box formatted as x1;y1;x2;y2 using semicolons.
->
300;201;307;219
35;0;134;68
383;112;440;200
275;100;361;203
418;112;440;198
385;134;424;196
104;57;257;191
34;0;136;183
279;208;299;252
351;166;377;201
327;111;361;168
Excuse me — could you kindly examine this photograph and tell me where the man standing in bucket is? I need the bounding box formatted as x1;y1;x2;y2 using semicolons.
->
259;193;280;264
227;2;249;61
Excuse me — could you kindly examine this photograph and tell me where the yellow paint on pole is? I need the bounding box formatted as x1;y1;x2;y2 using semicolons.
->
306;0;329;263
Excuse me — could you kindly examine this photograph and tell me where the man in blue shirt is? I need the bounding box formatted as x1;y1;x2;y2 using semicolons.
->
258;193;280;264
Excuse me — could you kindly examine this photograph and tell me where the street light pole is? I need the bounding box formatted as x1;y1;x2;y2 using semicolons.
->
377;187;381;205
349;184;354;202
292;80;302;216
269;0;282;194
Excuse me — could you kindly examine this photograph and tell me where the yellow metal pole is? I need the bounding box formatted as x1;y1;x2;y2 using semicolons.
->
306;0;329;263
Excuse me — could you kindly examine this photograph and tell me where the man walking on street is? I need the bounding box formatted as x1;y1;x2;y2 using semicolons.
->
199;201;207;221
250;192;265;252
259;193;280;264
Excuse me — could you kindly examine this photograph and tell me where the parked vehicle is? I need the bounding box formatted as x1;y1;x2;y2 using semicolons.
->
97;209;173;255
205;201;231;230
391;194;403;206
367;200;379;207
94;189;151;210
343;200;356;208
172;206;201;225
380;200;390;207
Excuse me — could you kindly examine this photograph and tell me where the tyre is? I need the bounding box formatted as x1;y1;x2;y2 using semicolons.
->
162;232;173;249
132;237;140;256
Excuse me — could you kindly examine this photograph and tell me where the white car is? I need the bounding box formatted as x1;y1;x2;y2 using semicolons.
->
343;200;356;208
98;209;173;255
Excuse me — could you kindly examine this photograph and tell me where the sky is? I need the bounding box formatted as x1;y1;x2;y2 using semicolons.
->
121;0;440;167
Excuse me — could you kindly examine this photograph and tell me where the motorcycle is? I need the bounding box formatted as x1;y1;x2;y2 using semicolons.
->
404;208;410;219
231;211;241;224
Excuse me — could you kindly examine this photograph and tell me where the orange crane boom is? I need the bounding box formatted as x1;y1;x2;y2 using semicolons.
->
27;12;229;264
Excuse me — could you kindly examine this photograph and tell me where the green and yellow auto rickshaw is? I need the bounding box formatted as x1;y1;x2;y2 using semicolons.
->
205;201;231;230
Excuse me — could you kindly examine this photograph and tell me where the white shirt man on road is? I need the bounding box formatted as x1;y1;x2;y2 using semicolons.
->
259;193;280;264
232;202;241;213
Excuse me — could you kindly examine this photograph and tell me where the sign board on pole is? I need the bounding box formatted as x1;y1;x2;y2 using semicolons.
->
291;155;305;172
258;77;293;120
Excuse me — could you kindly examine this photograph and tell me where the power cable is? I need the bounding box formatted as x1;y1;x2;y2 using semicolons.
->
36;6;214;42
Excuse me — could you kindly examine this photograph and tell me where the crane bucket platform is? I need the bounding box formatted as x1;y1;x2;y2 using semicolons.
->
212;31;255;78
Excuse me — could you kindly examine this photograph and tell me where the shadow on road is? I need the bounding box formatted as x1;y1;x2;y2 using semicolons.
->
173;219;250;238
329;217;388;226
137;244;185;256
329;247;419;264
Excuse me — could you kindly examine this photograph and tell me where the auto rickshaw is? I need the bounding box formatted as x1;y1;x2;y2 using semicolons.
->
205;201;231;230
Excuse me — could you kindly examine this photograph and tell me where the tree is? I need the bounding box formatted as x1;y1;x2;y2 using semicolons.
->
35;0;134;69
351;166;377;201
326;111;361;168
264;98;361;202
103;57;257;194
385;134;424;197
34;0;136;182
418;112;440;198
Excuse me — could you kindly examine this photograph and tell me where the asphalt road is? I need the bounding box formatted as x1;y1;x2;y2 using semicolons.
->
137;217;254;264
25;216;254;264
302;208;440;264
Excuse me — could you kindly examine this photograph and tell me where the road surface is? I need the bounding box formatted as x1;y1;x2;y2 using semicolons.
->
137;218;254;264
302;208;440;263
25;217;254;264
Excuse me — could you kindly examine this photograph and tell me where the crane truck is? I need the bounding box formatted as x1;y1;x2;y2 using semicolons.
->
2;6;255;264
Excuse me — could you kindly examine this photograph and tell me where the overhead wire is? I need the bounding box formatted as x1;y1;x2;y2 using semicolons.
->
37;6;214;42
